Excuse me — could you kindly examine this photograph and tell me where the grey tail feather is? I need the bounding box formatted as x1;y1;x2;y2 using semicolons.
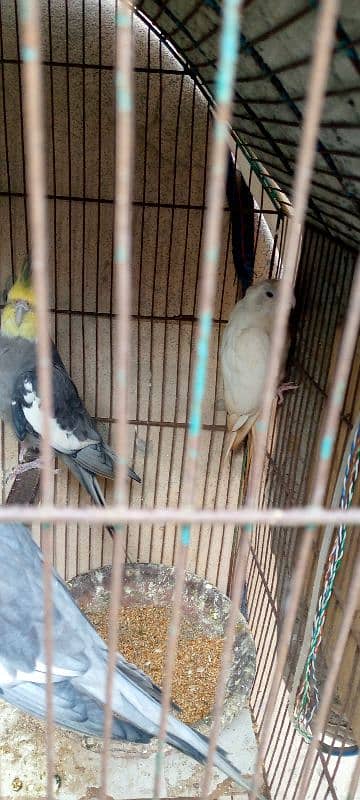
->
213;749;263;798
105;443;141;483
128;465;141;483
164;717;265;798
61;455;132;561
166;731;263;798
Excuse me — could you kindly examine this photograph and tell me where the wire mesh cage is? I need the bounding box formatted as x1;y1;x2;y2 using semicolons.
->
0;0;359;799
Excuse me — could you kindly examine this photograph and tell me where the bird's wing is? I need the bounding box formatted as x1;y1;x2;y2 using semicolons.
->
2;678;152;741
0;524;260;794
11;366;141;484
11;365;100;453
0;523;143;737
116;654;181;712
0;524;173;722
0;522;91;682
221;325;270;418
73;442;141;483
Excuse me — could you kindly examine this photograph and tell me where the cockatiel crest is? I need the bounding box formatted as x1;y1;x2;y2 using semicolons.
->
220;278;295;459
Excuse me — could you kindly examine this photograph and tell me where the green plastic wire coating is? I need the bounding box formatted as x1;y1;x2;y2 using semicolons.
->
293;423;360;742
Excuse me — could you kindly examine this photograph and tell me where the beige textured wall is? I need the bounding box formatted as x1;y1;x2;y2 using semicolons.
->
0;2;280;589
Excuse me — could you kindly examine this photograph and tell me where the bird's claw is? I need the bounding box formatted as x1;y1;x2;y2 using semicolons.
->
276;381;299;406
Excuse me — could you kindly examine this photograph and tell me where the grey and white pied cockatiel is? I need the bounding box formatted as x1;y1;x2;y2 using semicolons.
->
0;258;140;539
220;278;296;459
0;521;263;798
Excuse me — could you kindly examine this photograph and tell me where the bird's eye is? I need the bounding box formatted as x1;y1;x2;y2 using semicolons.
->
266;291;274;298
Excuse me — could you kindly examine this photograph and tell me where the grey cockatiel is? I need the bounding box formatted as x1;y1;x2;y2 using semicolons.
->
0;521;263;797
220;278;296;459
0;259;140;538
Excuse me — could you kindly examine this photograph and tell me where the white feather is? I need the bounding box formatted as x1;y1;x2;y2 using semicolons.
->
0;659;78;687
220;279;292;447
22;381;93;454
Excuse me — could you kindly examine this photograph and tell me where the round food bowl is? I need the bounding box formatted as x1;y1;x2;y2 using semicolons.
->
0;564;257;799
69;562;256;734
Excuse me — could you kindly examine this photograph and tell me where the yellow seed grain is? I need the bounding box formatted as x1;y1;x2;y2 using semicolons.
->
84;604;224;725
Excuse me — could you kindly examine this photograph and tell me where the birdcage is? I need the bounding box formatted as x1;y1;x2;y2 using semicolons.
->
0;1;359;799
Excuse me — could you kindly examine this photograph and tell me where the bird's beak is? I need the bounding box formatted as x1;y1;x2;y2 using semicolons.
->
15;301;28;327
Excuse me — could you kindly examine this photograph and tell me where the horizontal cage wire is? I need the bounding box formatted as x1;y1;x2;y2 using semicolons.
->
0;0;359;799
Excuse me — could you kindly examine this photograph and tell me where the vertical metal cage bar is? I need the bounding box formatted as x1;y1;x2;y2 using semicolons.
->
311;253;360;507
253;252;360;800
19;1;54;797
246;0;341;511
295;540;360;797
0;3;358;799
201;520;252;796
19;6;54;500
293;255;360;798
348;753;360;800
249;0;342;796
152;2;243;797
100;1;134;797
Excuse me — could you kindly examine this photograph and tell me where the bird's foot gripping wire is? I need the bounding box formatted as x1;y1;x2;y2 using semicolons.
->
276;381;299;406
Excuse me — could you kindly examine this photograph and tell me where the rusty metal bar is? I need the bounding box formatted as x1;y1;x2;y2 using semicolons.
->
0;505;360;526
294;553;360;800
348;754;360;800
19;1;54;797
201;520;252;796
0;0;360;797
311;259;360;506
152;1;244;796
250;251;360;797
295;544;360;798
246;0;341;511
245;0;348;795
99;1;134;797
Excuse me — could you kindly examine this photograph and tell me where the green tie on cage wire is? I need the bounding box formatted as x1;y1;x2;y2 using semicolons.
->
291;420;360;755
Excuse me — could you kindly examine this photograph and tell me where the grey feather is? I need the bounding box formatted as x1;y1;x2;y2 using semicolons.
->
1;681;151;741
0;523;262;797
11;360;140;484
0;333;140;522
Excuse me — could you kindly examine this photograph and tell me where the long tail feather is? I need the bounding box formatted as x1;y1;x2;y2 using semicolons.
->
164;713;264;798
225;412;258;460
61;455;130;555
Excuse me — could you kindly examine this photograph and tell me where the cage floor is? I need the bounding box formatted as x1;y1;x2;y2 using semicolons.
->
0;700;258;799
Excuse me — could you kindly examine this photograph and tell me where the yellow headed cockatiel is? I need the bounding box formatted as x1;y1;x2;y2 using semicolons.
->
0;257;140;537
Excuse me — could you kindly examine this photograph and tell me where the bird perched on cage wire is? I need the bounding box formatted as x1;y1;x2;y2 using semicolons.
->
220;278;297;460
0;520;264;798
0;257;140;538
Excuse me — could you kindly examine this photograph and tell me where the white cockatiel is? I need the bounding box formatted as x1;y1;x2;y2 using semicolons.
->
220;278;296;458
